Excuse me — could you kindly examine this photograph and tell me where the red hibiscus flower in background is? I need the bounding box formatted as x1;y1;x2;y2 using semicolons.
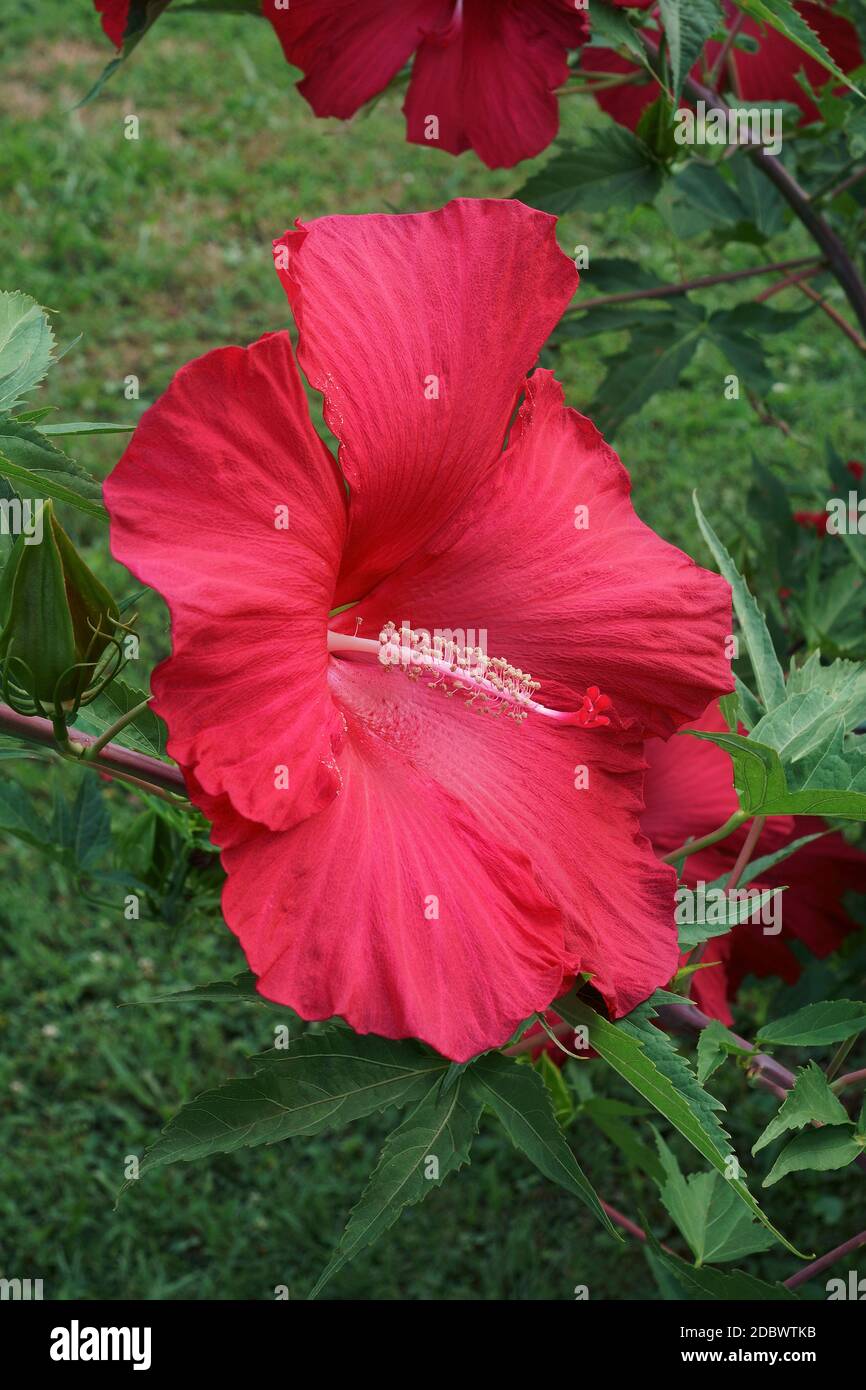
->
105;199;731;1061
264;0;589;168
587;0;863;132
94;0;130;48
641;702;866;1024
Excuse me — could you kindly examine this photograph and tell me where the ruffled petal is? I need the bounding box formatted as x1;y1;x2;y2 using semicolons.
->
207;644;681;1056
94;0;130;47
105;332;348;833
403;0;588;168
264;0;448;119
273;200;577;603
334;370;733;738
219;715;568;1063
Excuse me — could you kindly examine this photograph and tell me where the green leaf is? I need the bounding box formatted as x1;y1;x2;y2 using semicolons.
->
734;831;826;887
517;127;664;216
697;1020;751;1084
735;0;864;95
592;309;707;432
136;1030;448;1178
37;421;135;438
690;724;866;819
309;1077;482;1297
655;1133;775;1264
133;971;266;1005
693;492;785;712
555;992;802;1254
80;0;173;104
753;1061;851;1153
0;779;50;848
581;1097;665;1181
71;776;111;871
533;1049;575;1126
659;0;723;101
756;999;866;1049
73;679;167;759
763;1124;863;1186
465;1051;618;1238
663;161;748;238
0;292;55;413
0;419;105;520
585;0;652;63
677;885;783;951
651;1242;798;1299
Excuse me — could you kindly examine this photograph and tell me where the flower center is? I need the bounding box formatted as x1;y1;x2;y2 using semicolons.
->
327;622;612;729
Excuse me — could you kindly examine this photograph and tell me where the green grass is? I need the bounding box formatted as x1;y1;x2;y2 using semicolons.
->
0;0;865;1301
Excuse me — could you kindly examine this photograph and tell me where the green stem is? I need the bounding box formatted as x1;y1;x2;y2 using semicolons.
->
826;1036;859;1084
83;697;152;758
661;809;749;866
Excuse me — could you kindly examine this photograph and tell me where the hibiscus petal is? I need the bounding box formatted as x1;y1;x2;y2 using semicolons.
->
403;0;587;169
335;370;732;738
94;0;130;47
265;0;449;120
105;332;348;832
327;654;681;1021
218;720;569;1063
273;200;577;603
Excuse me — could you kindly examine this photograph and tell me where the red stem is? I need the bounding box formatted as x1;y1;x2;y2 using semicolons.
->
0;701;186;795
783;1230;866;1291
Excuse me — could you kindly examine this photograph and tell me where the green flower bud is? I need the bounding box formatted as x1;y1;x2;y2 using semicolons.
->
0;499;121;717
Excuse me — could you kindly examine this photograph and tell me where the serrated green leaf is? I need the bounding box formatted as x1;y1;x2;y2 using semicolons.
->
592;313;706;431
652;1240;798;1298
129;971;270;1006
0;779;50;848
753;1061;851;1153
0;292;55;413
71;776;111;871
659;0;723;101
697;1020;751;1084
678;886;783;951
37;421;135;438
736;0;864;95
309;1077;482;1298
655;1133;775;1264
533;1048;575;1126
690;724;866;819
0;419;105;520
466;1051;617;1238
73;679;166;759
136;1031;448;1178
756;999;866;1048
517;127;664;217
693;492;785;712
555;992;802;1254
585;0;652;62
763;1124;863;1186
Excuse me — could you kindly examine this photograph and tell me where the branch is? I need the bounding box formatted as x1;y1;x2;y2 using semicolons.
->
566;256;822;315
0;701;187;796
675;63;866;333
783;1229;866;1291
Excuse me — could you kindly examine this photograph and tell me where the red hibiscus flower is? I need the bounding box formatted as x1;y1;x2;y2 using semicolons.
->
105;199;732;1061
264;0;589;168
587;0;862;132
641;702;866;1023
793;509;830;535
94;0;130;47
